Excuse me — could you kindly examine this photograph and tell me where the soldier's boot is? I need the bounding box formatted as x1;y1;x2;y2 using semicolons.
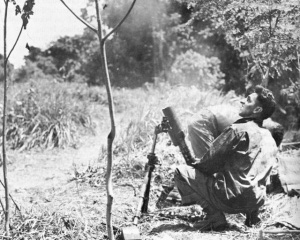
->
245;209;261;227
193;205;227;231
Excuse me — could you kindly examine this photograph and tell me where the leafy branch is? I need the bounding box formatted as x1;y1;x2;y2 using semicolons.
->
6;0;35;62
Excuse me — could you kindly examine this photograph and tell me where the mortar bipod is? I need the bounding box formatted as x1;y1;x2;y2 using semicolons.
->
132;117;169;224
121;119;169;240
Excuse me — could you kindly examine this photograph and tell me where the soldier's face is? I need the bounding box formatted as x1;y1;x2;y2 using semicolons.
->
239;93;262;118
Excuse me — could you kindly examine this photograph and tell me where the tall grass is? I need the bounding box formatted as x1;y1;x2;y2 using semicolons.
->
116;85;238;150
0;80;98;150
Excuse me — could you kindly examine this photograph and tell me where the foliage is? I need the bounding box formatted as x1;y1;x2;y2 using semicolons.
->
12;0;300;125
180;0;300;85
223;0;300;86
18;0;237;90
159;1;246;93
172;0;300;128
281;81;300;107
20;0;35;29
0;80;94;150
21;41;84;82
170;50;225;88
46;35;92;82
18;0;158;86
279;81;300;129
14;58;57;83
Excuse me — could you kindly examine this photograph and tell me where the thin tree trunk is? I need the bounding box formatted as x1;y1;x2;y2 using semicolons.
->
2;0;10;233
297;48;300;84
60;1;136;238
94;1;116;239
101;42;116;239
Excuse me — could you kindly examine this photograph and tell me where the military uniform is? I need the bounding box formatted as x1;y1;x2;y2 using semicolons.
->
175;113;278;214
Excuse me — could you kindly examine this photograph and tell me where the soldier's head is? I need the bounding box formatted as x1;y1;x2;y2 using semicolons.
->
239;85;276;120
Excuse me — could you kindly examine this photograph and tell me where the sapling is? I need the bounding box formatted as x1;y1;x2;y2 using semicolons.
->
59;1;136;239
2;0;35;233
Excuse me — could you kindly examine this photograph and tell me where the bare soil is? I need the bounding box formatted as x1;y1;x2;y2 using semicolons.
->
1;117;140;239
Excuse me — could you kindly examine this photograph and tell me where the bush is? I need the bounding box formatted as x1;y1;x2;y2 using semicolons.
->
14;60;53;83
169;50;225;89
279;83;300;129
0;54;14;82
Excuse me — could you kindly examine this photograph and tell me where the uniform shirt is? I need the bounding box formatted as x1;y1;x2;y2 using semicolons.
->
192;118;278;213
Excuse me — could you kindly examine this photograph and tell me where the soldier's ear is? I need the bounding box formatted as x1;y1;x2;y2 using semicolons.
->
253;106;262;114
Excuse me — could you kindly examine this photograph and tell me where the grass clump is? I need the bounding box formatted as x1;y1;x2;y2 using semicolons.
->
1;80;96;150
0;207;104;240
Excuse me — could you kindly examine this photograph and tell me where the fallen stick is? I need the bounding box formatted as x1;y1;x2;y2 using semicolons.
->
258;229;300;239
0;179;22;212
281;141;300;146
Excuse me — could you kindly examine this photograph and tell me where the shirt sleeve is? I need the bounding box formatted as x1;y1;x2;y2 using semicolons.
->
192;126;246;173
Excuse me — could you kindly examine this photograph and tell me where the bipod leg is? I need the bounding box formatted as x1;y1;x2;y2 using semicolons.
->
122;125;164;239
133;130;160;224
141;157;155;213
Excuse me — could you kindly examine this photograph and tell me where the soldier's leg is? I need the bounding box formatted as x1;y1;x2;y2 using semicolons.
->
174;165;211;207
174;165;227;230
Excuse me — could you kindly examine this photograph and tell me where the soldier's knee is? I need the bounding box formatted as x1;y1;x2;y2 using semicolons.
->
174;165;183;178
174;165;188;181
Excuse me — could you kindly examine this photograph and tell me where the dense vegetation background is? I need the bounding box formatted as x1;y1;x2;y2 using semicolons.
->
1;1;298;113
0;0;299;151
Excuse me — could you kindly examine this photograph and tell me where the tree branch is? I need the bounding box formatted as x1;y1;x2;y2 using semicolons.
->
102;0;137;43
59;0;97;33
6;25;23;62
95;0;103;40
243;28;267;83
0;179;22;213
268;3;272;38
0;197;4;213
272;12;280;36
247;44;265;76
297;48;300;83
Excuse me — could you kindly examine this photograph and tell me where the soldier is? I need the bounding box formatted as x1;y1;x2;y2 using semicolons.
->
174;85;279;230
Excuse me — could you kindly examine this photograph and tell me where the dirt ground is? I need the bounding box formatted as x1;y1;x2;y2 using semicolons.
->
0;117;140;238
